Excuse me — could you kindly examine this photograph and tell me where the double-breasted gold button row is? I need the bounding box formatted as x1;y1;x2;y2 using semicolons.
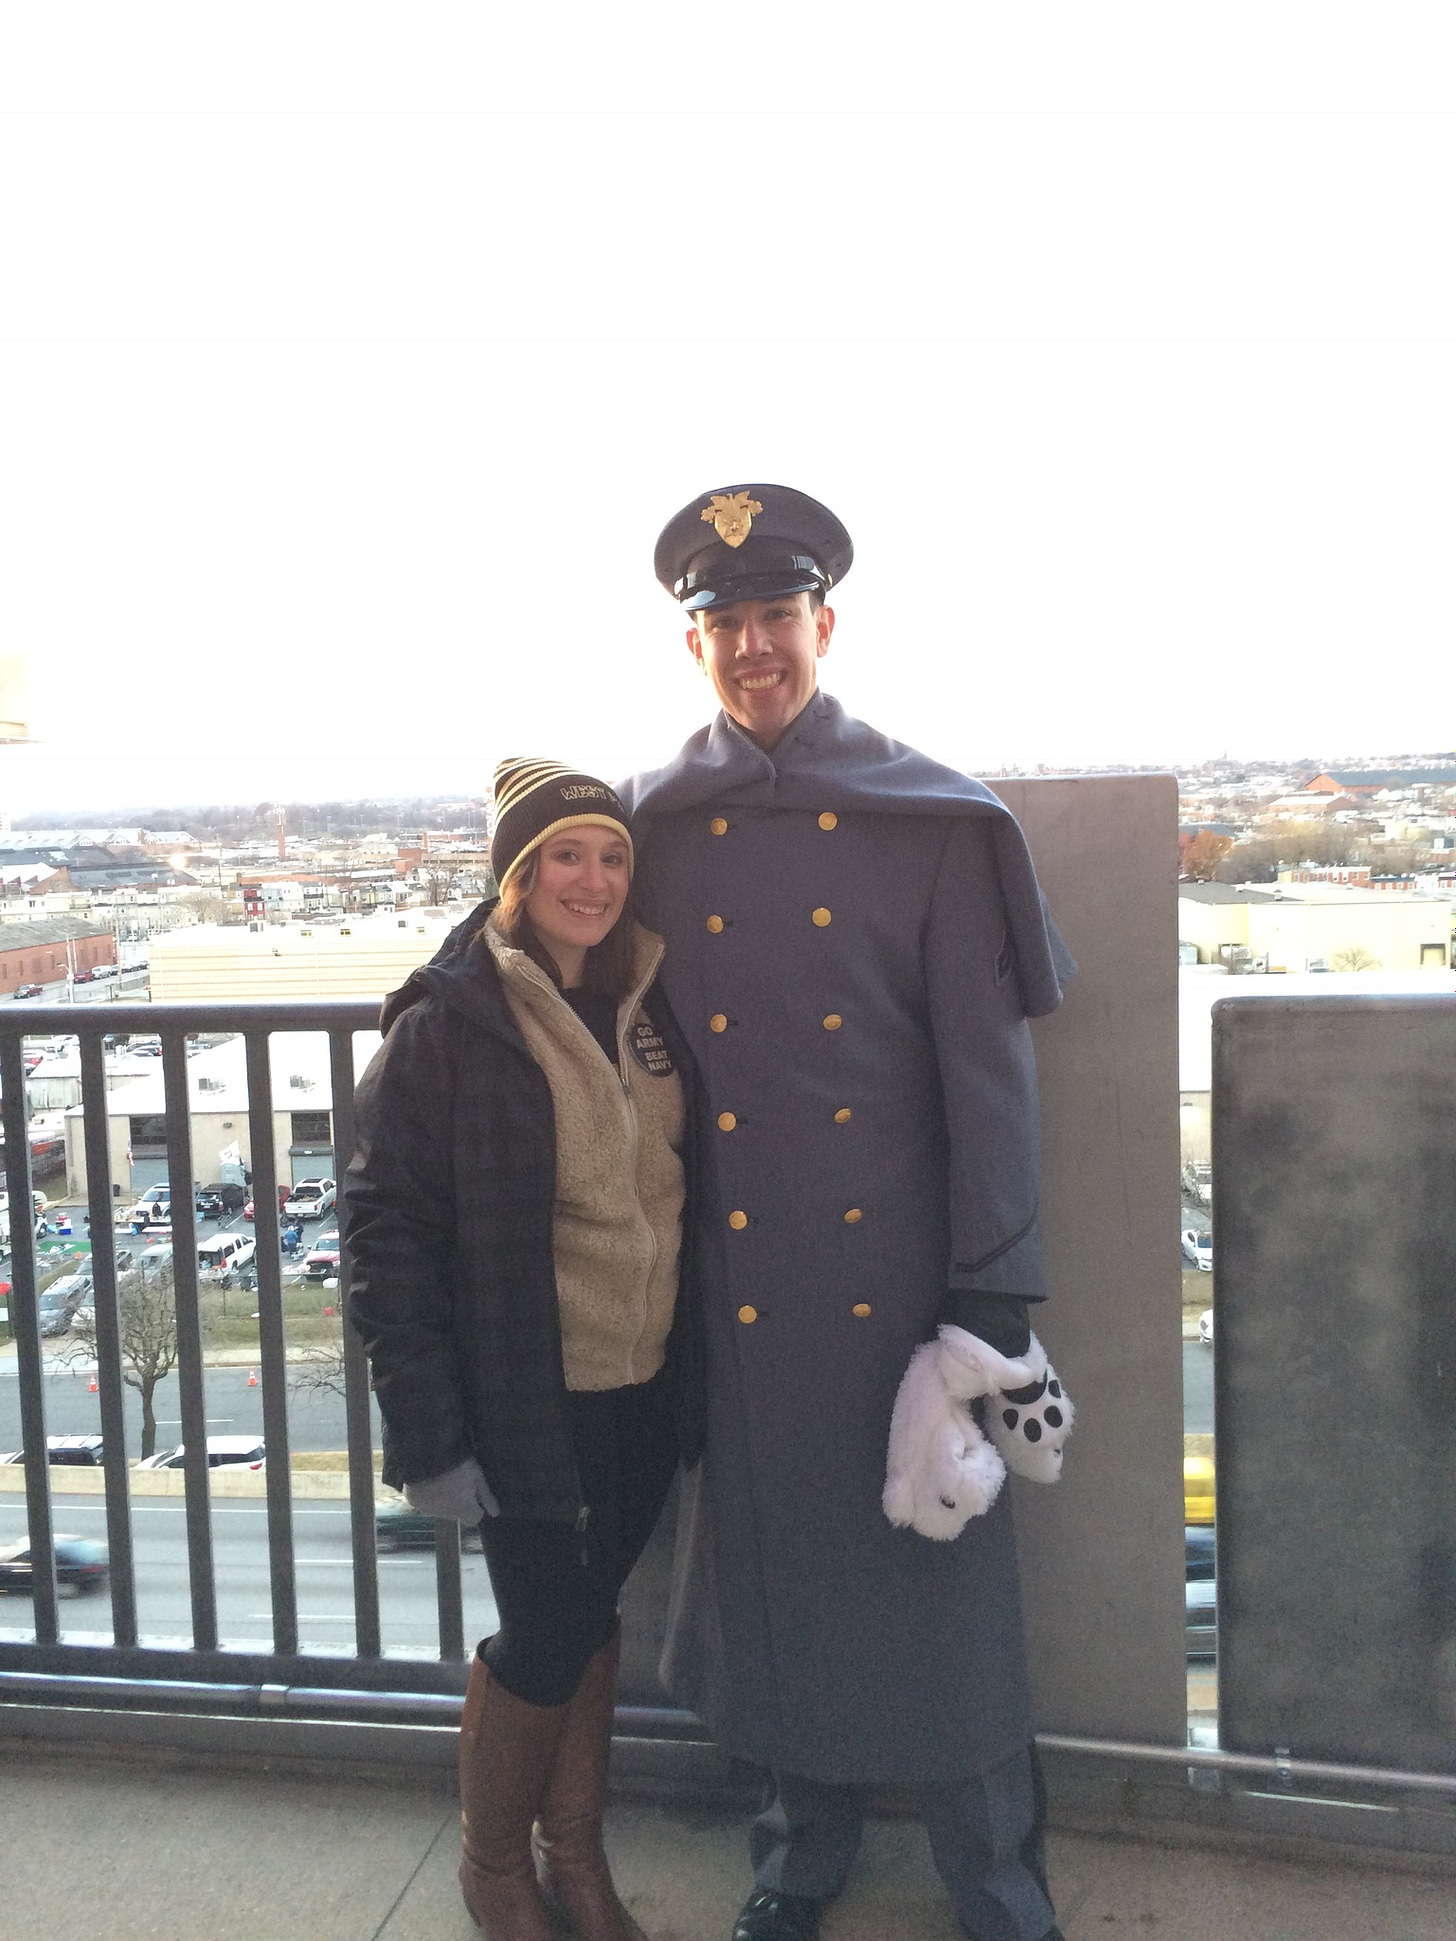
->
706;907;831;930
709;812;838;835
729;1207;861;1228
717;1108;850;1131
738;1301;873;1325
708;1010;842;1031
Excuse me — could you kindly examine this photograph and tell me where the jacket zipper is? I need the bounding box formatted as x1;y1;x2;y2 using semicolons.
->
616;946;663;1380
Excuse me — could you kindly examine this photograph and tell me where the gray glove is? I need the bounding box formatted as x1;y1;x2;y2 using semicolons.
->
402;1457;499;1524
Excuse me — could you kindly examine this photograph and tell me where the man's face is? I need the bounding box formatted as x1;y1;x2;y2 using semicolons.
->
687;591;834;750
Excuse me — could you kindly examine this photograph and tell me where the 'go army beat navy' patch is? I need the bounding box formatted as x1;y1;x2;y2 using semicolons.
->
629;1019;675;1077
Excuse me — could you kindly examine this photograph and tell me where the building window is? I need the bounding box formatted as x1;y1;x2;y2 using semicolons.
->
291;1110;332;1145
129;1114;169;1155
1420;943;1448;967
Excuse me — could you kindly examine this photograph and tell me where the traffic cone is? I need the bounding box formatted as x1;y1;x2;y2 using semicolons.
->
247;1368;258;1387
89;1375;98;1392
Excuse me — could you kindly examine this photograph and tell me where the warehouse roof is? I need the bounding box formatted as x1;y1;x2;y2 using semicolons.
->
0;914;116;951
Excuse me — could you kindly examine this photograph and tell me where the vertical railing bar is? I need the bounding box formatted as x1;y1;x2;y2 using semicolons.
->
0;1027;59;1643
434;1519;467;1662
79;1032;138;1646
328;1026;381;1659
160;1026;216;1652
244;1030;297;1656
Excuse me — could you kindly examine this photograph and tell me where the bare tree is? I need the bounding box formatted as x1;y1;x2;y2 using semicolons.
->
174;891;230;925
418;864;456;907
64;1261;181;1459
1331;944;1381;971
289;1328;349;1401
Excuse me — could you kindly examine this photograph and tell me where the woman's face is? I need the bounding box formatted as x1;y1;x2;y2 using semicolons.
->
522;823;631;972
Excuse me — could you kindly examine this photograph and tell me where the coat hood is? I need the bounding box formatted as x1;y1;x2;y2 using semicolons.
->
378;898;509;1038
619;693;1076;1017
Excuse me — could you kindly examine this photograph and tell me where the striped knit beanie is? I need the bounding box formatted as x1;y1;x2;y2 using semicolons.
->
489;757;634;890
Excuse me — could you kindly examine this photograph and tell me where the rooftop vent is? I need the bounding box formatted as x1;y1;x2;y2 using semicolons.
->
289;1075;314;1091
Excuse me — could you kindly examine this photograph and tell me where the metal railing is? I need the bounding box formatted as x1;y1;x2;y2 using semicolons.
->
5;1003;1456;1846
0;1000;484;1715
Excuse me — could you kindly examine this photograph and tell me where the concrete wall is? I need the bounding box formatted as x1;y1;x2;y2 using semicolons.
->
994;775;1187;1746
1213;993;1456;1771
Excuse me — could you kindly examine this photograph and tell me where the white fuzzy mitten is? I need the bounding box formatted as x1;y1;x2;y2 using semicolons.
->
883;1339;1006;1540
983;1333;1074;1483
884;1326;1072;1540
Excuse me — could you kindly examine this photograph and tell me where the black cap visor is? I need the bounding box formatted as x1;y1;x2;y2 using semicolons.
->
677;549;829;613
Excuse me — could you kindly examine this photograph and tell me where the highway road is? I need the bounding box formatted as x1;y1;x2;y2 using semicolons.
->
1;965;151;1006
1183;1337;1212;1433
0;1360;359;1458
0;1489;499;1658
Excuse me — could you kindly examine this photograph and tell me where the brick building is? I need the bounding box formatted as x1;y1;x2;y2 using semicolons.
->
0;915;117;993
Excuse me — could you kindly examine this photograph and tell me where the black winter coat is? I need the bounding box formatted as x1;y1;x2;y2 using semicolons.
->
341;900;706;1524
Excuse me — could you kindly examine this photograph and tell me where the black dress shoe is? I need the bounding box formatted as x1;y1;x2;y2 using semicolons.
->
732;1887;826;1941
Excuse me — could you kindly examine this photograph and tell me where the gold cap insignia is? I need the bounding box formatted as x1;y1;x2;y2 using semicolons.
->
701;491;763;549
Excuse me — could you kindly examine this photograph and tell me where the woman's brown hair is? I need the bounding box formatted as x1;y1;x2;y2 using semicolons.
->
493;849;637;1000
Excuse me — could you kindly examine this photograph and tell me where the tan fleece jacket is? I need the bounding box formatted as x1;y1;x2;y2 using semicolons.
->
483;916;686;1391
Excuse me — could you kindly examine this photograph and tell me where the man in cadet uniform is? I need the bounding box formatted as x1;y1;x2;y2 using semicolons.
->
619;485;1074;1941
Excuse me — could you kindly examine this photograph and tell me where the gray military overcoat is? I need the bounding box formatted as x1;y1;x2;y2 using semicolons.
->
620;694;1073;1785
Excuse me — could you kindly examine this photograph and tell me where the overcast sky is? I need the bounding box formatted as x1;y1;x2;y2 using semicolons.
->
2;5;1452;817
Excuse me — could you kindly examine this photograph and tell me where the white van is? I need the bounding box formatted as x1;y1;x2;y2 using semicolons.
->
197;1234;257;1276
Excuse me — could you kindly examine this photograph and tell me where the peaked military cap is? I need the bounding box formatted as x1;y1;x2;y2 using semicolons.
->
654;482;853;612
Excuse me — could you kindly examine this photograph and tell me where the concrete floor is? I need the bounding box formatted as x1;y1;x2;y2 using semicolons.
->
2;1747;1453;1941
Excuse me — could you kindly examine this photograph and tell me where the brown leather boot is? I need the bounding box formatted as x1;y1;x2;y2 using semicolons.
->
533;1630;648;1941
458;1654;569;1938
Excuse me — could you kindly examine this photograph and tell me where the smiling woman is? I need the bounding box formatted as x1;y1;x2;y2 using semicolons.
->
343;753;704;1937
502;825;633;994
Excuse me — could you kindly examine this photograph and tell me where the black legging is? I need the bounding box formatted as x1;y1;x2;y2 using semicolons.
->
476;1369;679;1707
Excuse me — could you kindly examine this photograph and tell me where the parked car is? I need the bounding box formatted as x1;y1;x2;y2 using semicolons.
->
195;1182;247;1217
1185;1526;1216;1659
302;1230;342;1281
0;1434;107;1467
13;983;44;999
197;1234;257;1276
1181;1228;1213;1272
125;1184;169;1221
283;1178;336;1222
72;967;97;984
375;1498;485;1553
136;1435;266;1472
123;1243;174;1282
1184;1452;1215;1525
37;1275;92;1336
1199;1308;1214;1346
0;1535;110;1596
